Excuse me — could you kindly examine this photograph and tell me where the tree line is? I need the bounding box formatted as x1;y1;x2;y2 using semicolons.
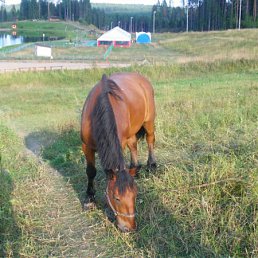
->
153;0;258;32
0;0;257;32
0;0;93;24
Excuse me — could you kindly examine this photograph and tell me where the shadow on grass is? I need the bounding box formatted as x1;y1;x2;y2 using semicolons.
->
25;128;89;205
25;128;213;256
0;167;21;257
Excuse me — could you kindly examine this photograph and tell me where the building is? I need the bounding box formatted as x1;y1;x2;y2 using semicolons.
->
136;32;151;44
97;26;131;48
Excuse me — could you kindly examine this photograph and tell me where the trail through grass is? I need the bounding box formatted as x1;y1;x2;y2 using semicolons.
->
0;125;110;256
0;61;257;256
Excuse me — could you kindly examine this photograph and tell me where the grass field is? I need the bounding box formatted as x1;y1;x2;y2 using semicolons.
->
0;20;94;39
0;59;257;256
1;22;258;64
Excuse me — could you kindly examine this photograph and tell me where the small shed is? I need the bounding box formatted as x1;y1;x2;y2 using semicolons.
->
136;32;151;44
35;45;52;58
97;26;131;48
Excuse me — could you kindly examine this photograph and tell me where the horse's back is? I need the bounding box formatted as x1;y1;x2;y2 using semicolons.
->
109;72;154;98
81;72;155;148
109;72;155;122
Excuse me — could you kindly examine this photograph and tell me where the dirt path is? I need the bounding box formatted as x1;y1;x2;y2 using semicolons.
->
0;60;131;73
17;130;108;256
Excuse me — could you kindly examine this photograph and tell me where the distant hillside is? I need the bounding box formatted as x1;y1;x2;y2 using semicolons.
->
91;3;152;14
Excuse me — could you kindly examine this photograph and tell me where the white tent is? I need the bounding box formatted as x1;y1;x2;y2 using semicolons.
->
97;26;131;48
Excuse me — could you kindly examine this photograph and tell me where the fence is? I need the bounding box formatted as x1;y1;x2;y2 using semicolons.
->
0;65;64;73
0;43;35;55
103;45;114;60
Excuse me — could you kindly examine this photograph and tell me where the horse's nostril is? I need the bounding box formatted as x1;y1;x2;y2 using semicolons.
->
117;223;136;233
117;223;128;232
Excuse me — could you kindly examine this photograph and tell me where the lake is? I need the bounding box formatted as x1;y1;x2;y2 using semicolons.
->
0;32;64;48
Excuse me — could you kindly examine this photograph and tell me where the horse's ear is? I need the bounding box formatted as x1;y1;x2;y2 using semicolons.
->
102;74;108;82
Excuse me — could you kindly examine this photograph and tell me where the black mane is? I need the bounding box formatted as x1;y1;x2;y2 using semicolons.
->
91;74;135;194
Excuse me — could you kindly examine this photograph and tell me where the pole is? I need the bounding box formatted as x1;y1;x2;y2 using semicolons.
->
38;0;41;19
130;17;133;33
186;1;189;32
48;0;50;21
153;11;156;34
238;0;242;30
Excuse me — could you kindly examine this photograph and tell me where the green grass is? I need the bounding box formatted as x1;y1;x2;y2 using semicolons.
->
0;61;258;256
14;21;78;39
1;23;258;62
157;29;258;62
0;44;23;53
0;21;14;29
2;25;258;64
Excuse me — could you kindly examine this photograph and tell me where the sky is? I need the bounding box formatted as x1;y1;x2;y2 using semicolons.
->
4;0;182;7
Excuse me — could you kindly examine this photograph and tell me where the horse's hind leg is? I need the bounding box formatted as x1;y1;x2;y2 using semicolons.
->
143;120;157;170
127;135;141;176
82;143;96;210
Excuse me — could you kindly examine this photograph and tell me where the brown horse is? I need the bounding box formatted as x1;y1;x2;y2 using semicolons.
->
81;72;156;232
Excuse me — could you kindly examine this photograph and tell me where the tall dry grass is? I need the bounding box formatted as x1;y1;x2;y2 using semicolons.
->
0;60;257;256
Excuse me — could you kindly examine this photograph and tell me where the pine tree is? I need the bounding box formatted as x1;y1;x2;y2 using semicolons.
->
20;0;29;19
10;5;17;21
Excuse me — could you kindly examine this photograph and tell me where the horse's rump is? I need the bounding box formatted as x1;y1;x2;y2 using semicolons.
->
81;72;155;150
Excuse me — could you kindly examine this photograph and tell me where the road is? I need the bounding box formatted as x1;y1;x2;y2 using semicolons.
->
0;60;131;73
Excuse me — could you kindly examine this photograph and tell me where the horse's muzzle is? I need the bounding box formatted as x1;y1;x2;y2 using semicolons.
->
117;222;137;233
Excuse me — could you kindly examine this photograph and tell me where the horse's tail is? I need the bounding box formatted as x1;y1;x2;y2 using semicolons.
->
91;74;125;172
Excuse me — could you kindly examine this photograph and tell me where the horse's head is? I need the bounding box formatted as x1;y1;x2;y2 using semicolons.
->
106;170;137;232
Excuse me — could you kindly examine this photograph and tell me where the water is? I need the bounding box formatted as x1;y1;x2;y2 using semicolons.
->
0;32;64;48
0;33;23;48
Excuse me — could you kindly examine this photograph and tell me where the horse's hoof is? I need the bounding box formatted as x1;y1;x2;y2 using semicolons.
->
147;162;157;171
83;197;96;211
84;201;96;211
136;164;142;171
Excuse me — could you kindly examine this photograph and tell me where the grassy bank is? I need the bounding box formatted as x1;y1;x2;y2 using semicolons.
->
0;21;90;38
0;61;257;256
2;28;258;63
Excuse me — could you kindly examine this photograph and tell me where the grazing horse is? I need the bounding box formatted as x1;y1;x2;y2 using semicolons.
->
81;72;156;232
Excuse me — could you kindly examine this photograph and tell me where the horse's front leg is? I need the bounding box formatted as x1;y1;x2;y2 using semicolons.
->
82;143;96;210
143;121;157;170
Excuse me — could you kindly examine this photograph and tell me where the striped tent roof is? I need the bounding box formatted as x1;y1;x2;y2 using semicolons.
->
97;26;131;42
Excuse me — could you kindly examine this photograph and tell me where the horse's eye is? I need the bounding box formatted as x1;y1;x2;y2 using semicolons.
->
113;195;120;202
